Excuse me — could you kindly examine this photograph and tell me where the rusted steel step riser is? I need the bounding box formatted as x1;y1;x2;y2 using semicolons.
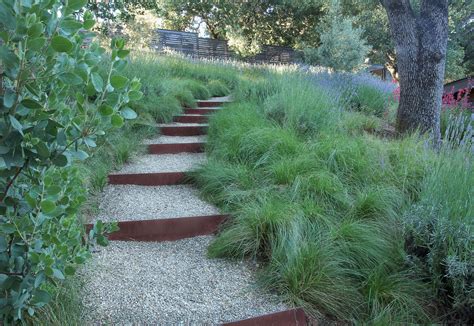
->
85;215;228;242
160;126;208;136
148;142;205;154
223;308;307;325
108;172;187;186
184;108;220;115
197;101;225;107
173;115;209;123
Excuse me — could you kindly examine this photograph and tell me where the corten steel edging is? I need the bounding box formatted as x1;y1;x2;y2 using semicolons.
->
148;142;205;154
197;100;227;107
108;172;186;186
184;108;221;115
173;114;209;123
223;308;308;326
85;215;228;242
160;125;208;136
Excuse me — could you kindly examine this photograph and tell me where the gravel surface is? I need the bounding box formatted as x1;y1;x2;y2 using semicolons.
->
113;153;206;174
79;236;288;325
143;135;207;144
93;185;219;222
200;95;232;102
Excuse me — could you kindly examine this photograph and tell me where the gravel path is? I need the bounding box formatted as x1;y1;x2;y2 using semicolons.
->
94;185;219;222
79;236;288;325
112;153;206;174
143;135;207;144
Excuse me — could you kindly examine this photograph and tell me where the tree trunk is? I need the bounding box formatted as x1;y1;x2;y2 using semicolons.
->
381;0;448;144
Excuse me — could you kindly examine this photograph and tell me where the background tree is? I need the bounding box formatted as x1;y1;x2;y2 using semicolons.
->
381;0;449;142
304;1;371;71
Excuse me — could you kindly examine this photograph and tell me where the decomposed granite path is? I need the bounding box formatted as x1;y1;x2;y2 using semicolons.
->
79;97;307;325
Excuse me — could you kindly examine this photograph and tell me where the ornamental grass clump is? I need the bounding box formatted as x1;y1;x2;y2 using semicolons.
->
194;68;434;323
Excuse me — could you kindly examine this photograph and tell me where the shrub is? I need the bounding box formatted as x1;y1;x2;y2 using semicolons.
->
0;1;139;321
304;3;370;72
403;148;473;323
352;85;389;117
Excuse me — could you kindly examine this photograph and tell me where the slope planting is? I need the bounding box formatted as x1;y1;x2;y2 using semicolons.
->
191;67;473;324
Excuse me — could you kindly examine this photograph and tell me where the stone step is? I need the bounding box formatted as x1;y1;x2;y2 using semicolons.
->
108;153;205;185
173;114;209;123
79;236;289;325
148;142;205;154
159;124;208;136
86;215;227;242
184;107;222;115
197;96;232;107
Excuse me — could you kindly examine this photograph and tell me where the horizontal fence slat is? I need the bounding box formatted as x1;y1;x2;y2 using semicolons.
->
155;29;299;63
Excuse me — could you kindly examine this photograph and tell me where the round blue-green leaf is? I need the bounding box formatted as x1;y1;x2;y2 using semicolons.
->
40;200;56;214
52;154;68;167
91;72;104;92
128;90;143;101
83;19;95;30
110;75;128;89
60;19;82;35
28;23;43;37
67;0;87;11
99;104;113;116
111;114;124;128
59;72;82;85
27;37;46;51
121;107;137;120
51;35;74;53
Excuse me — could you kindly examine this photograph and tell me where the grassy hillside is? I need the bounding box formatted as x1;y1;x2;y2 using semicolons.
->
190;64;473;323
32;53;472;324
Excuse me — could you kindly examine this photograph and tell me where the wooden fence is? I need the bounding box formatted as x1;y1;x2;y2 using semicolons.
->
152;29;300;64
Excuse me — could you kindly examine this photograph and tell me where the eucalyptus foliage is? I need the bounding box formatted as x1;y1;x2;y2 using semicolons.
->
0;0;141;323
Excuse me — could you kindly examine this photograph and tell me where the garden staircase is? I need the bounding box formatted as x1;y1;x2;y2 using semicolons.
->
83;96;307;325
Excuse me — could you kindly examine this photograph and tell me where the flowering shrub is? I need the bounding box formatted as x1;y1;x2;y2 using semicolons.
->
0;0;140;322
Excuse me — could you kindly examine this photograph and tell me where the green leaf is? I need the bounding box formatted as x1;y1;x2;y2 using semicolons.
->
117;49;130;58
67;0;87;11
35;142;49;158
99;104;113;116
31;289;51;307
110;75;128;89
46;185;61;196
52;154;68;167
73;150;89;160
40;200;56;214
83;19;95;30
3;89;17;108
28;23;43;37
97;235;109;246
9;115;23;135
74;256;86;264
91;72;104;92
52;269;64;280
0;223;16;234
121;107;137;120
111;114;124;128
51;36;73;53
21;99;42;109
60;19;82;35
128;90;143;101
83;137;96;147
64;265;76;276
27;37;46;51
59;72;82;85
